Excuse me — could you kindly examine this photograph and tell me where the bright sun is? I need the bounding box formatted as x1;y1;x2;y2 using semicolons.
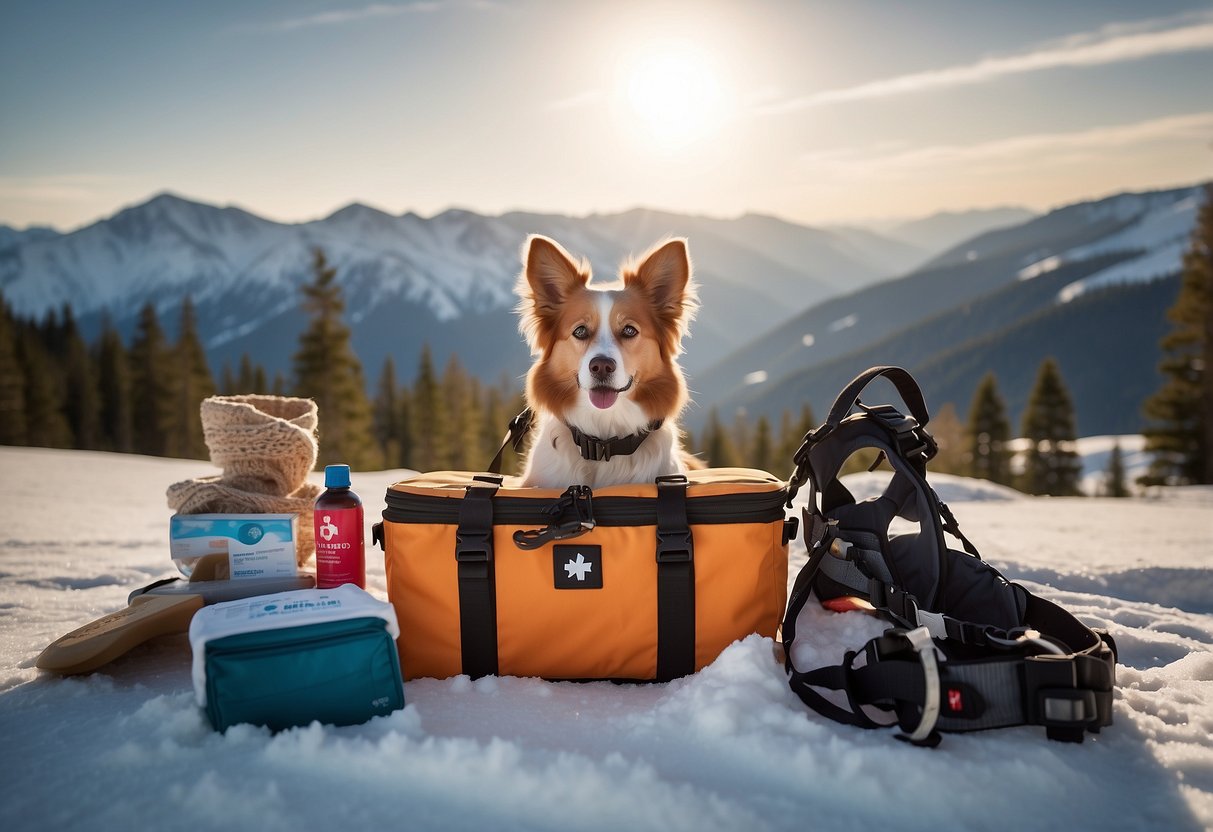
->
622;45;725;148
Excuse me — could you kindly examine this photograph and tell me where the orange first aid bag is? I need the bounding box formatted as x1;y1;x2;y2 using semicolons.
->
374;469;792;681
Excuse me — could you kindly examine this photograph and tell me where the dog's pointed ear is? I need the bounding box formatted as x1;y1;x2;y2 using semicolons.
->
522;235;589;307
626;238;697;328
516;235;590;354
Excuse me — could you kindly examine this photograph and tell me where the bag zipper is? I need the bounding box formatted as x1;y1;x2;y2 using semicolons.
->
206;619;387;657
382;488;788;527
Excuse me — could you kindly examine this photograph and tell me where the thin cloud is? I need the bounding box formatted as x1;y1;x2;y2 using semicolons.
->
271;2;440;32
801;111;1213;173
763;11;1213;114
0;174;125;204
547;89;604;111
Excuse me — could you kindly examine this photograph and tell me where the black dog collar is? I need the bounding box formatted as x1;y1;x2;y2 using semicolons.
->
566;420;663;462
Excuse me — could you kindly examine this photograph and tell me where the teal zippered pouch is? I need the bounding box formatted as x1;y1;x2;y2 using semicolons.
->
190;585;404;732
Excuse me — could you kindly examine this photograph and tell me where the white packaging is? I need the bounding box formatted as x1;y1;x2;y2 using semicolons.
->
169;513;297;580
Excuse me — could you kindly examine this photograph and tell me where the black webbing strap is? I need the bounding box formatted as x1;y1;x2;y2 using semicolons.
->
785;592;1117;743
454;479;500;678
824;366;931;430
655;475;695;681
487;408;534;475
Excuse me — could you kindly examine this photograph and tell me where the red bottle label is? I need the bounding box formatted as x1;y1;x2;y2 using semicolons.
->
315;506;365;589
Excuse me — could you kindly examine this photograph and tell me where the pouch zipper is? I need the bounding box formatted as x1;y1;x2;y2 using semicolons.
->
206;619;387;657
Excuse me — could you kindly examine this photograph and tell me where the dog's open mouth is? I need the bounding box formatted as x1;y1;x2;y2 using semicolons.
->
588;377;634;410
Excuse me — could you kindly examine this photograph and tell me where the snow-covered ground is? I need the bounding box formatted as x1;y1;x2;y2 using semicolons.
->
1;447;1211;831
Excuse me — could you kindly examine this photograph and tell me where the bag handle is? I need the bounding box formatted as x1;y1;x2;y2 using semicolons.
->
487;408;534;475
824;366;931;429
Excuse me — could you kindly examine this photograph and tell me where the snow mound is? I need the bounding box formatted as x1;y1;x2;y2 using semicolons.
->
1;448;1211;831
841;470;1022;503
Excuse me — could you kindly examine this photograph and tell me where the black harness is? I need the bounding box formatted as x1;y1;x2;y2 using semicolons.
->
783;366;1117;747
487;407;662;473
566;420;663;461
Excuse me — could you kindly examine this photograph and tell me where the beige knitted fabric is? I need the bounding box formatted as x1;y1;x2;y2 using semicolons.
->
166;395;322;566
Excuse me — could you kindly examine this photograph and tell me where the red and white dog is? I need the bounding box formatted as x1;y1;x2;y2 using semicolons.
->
516;234;699;488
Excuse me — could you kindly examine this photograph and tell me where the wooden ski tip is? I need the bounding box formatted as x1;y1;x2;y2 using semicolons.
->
35;594;204;676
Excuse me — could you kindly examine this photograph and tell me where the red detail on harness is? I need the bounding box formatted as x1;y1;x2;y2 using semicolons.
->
821;596;877;614
947;688;963;712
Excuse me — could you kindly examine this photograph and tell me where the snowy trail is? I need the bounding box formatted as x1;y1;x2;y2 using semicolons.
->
1;448;1210;831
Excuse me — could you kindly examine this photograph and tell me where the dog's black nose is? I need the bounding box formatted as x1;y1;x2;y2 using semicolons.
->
589;355;616;378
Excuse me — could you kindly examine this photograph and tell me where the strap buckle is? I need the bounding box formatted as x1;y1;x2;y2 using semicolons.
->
455;528;491;562
856;401;937;462
656;475;692;562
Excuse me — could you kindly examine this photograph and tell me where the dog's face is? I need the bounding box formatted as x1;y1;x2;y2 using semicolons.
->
517;235;697;425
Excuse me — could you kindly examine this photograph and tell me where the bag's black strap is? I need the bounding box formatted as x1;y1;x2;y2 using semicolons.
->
655;475;695;681
825;366;931;430
487;408;534;475
454;479;501;678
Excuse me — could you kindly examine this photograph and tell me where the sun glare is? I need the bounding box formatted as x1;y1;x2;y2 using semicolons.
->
622;44;725;149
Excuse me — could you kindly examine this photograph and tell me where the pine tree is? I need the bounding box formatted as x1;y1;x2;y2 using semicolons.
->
95;317;133;453
253;364;267;394
479;385;507;472
702;408;740;468
731;410;753;466
128;302;175;456
410;344;444;472
271;372;287;397
928;402;966;475
775;404;817;478
750;414;774;473
373;357;401;466
440;354;479;470
17;327;72;448
1141;185;1213;485
238;353;256;393
397;388;416;470
1105;440;1129;498
59;305;102;450
219;361;236;395
0;299;27;445
965;373;1012;485
292;248;380;469
166;297;216;459
1019;358;1082;496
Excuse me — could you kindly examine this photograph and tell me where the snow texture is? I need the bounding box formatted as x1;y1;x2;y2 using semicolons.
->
1;447;1211;831
1052;190;1202;302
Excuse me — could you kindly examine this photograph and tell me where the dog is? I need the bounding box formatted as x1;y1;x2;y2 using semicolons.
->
516;234;699;489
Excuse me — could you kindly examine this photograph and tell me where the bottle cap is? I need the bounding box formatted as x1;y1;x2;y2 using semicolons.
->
324;464;351;488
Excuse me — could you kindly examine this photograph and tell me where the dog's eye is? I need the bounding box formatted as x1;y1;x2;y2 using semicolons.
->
621;324;638;339
572;325;590;340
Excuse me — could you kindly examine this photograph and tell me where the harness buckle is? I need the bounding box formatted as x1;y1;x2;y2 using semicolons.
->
1037;688;1097;728
896;626;942;746
915;609;948;640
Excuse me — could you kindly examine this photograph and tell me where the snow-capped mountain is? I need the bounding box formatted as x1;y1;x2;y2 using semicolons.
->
695;183;1206;435
0;193;919;381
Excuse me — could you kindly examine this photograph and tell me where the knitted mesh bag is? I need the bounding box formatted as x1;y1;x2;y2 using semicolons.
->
167;395;323;565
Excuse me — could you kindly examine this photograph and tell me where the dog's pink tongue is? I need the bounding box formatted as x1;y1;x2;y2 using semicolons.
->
589;387;618;409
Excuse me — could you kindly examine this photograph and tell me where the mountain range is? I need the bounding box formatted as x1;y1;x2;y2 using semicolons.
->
0;195;986;383
700;184;1203;436
0;184;1202;439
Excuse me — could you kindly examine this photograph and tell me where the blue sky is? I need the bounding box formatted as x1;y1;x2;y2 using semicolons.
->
1;0;1211;230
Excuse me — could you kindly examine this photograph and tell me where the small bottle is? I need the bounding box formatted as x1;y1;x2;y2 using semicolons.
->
314;464;365;589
